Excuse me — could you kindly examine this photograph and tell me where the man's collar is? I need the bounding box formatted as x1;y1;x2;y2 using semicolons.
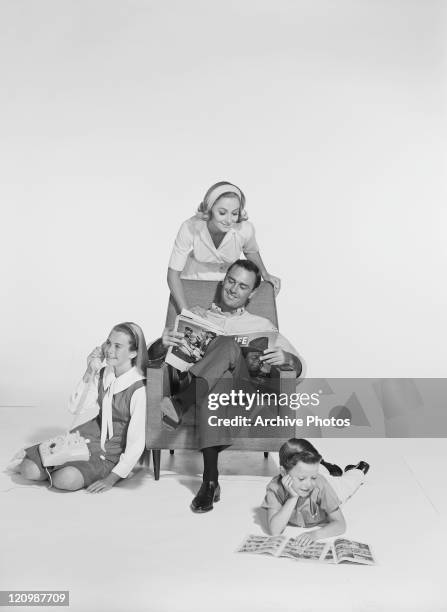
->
210;302;246;317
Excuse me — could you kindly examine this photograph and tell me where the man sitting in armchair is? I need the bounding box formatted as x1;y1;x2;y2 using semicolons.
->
156;259;339;513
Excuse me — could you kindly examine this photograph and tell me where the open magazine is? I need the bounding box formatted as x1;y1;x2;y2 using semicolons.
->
165;309;278;372
237;535;376;565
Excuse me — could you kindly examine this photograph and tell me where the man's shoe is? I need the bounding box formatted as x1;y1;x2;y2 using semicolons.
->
320;459;343;477
160;397;183;431
344;461;370;475
190;481;221;513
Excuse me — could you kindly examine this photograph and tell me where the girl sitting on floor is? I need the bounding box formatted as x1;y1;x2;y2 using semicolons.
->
18;322;149;493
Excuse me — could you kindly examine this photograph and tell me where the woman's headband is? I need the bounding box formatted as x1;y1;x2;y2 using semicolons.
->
203;182;243;211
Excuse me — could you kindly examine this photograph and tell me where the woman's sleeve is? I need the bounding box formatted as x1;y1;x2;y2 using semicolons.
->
112;386;146;478
241;221;260;254
69;372;100;415
168;219;194;271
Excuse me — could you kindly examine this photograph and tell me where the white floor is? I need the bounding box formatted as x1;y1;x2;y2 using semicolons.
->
1;406;446;612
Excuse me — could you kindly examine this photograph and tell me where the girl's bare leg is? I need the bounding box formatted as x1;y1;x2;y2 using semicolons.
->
19;458;47;481
51;467;85;491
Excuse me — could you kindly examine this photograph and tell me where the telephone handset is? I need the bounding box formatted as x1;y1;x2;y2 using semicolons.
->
89;342;107;373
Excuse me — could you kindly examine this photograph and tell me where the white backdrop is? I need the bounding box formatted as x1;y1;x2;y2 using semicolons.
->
1;0;445;412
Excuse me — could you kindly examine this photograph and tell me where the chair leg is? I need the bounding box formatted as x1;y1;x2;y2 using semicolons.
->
264;452;269;458
152;449;161;480
169;449;175;455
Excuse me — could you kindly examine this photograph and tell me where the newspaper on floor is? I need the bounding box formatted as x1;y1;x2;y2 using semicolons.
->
237;534;376;565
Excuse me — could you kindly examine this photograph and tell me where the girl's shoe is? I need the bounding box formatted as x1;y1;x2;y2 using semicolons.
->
320;459;343;477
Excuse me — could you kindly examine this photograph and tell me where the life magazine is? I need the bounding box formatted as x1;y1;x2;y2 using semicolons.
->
165;309;278;372
237;535;376;565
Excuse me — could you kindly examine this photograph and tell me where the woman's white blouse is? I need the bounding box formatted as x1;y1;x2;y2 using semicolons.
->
168;216;259;280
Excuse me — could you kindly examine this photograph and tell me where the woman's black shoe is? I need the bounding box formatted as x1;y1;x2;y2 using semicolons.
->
320;459;343;477
344;461;370;475
190;481;221;513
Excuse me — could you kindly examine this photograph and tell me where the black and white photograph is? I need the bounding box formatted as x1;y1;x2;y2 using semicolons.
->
1;1;445;611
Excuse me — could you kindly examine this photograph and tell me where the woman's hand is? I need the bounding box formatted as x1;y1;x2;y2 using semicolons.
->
264;273;281;296
86;473;119;493
281;474;299;498
189;305;208;318
162;328;185;348
295;531;318;548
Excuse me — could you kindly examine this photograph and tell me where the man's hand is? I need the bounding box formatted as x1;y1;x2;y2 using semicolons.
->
295;531;318;548
260;347;286;366
162;328;185;348
281;474;299;498
189;305;208;318
86;473;119;494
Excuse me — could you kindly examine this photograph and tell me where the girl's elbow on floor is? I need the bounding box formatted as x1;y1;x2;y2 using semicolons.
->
265;508;286;536
267;520;285;537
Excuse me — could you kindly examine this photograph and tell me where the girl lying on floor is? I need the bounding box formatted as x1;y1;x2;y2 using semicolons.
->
17;322;149;493
262;438;370;546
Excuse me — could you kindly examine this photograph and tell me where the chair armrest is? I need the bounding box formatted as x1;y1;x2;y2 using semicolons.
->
270;364;297;378
269;365;299;400
147;338;168;368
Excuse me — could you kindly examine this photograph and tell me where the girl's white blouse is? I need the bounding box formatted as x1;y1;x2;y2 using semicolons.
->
168;216;259;280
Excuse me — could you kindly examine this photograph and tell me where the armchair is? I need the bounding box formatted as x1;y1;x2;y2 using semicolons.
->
145;280;310;479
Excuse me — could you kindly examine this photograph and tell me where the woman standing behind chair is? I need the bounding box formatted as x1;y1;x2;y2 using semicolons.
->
167;181;281;312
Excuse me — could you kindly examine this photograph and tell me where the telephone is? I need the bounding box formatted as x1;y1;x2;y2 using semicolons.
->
39;431;90;467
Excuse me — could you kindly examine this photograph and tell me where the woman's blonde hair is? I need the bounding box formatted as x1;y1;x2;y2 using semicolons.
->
196;181;248;222
111;322;149;376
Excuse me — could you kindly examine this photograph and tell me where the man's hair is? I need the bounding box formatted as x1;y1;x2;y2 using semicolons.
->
226;259;262;290
279;438;322;471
